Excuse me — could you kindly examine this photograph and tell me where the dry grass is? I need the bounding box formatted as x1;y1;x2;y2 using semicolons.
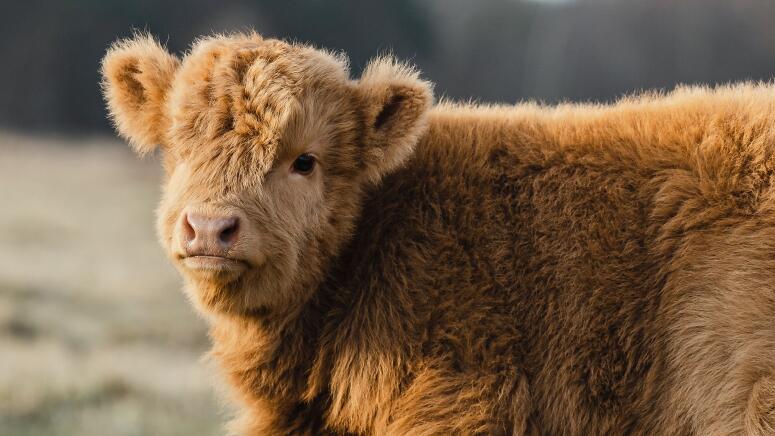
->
0;133;223;435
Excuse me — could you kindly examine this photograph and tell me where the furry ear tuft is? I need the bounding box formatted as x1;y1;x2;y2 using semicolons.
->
101;33;179;155
358;56;433;183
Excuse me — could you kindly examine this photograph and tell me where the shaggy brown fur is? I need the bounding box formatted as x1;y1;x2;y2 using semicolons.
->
102;32;775;435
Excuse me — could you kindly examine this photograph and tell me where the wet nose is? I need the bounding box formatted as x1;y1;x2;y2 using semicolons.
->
181;211;240;255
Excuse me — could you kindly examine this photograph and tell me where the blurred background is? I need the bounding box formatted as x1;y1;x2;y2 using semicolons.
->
2;0;775;435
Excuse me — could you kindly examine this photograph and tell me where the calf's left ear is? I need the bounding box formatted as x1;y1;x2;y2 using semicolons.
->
357;57;433;183
101;34;179;155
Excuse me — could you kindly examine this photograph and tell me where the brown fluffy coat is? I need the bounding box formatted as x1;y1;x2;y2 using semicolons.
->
102;33;775;435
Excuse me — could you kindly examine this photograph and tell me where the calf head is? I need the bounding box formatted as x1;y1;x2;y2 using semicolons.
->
101;33;432;315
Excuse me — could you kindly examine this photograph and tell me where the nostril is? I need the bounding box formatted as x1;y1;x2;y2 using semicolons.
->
182;213;197;243
218;217;239;246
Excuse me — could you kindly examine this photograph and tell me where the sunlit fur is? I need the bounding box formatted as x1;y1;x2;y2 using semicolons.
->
103;33;775;435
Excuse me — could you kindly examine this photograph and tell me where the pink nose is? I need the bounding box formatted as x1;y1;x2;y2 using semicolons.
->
181;211;240;256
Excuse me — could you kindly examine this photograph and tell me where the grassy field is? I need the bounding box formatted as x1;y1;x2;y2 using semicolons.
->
0;133;224;435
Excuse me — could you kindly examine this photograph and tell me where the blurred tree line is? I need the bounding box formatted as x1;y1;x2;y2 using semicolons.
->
2;0;775;134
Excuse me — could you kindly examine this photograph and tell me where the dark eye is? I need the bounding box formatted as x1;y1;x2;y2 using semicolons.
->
291;153;316;175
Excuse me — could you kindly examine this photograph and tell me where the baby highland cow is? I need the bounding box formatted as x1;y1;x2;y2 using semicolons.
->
101;33;775;435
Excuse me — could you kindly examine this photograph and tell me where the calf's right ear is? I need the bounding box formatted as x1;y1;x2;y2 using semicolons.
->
101;34;179;155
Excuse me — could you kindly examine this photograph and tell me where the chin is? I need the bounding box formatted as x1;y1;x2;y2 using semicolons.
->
166;236;306;315
179;264;294;316
174;258;246;314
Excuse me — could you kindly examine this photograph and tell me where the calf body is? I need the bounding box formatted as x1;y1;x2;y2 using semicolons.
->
102;33;775;435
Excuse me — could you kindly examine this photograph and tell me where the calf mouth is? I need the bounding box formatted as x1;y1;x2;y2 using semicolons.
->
180;255;248;274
